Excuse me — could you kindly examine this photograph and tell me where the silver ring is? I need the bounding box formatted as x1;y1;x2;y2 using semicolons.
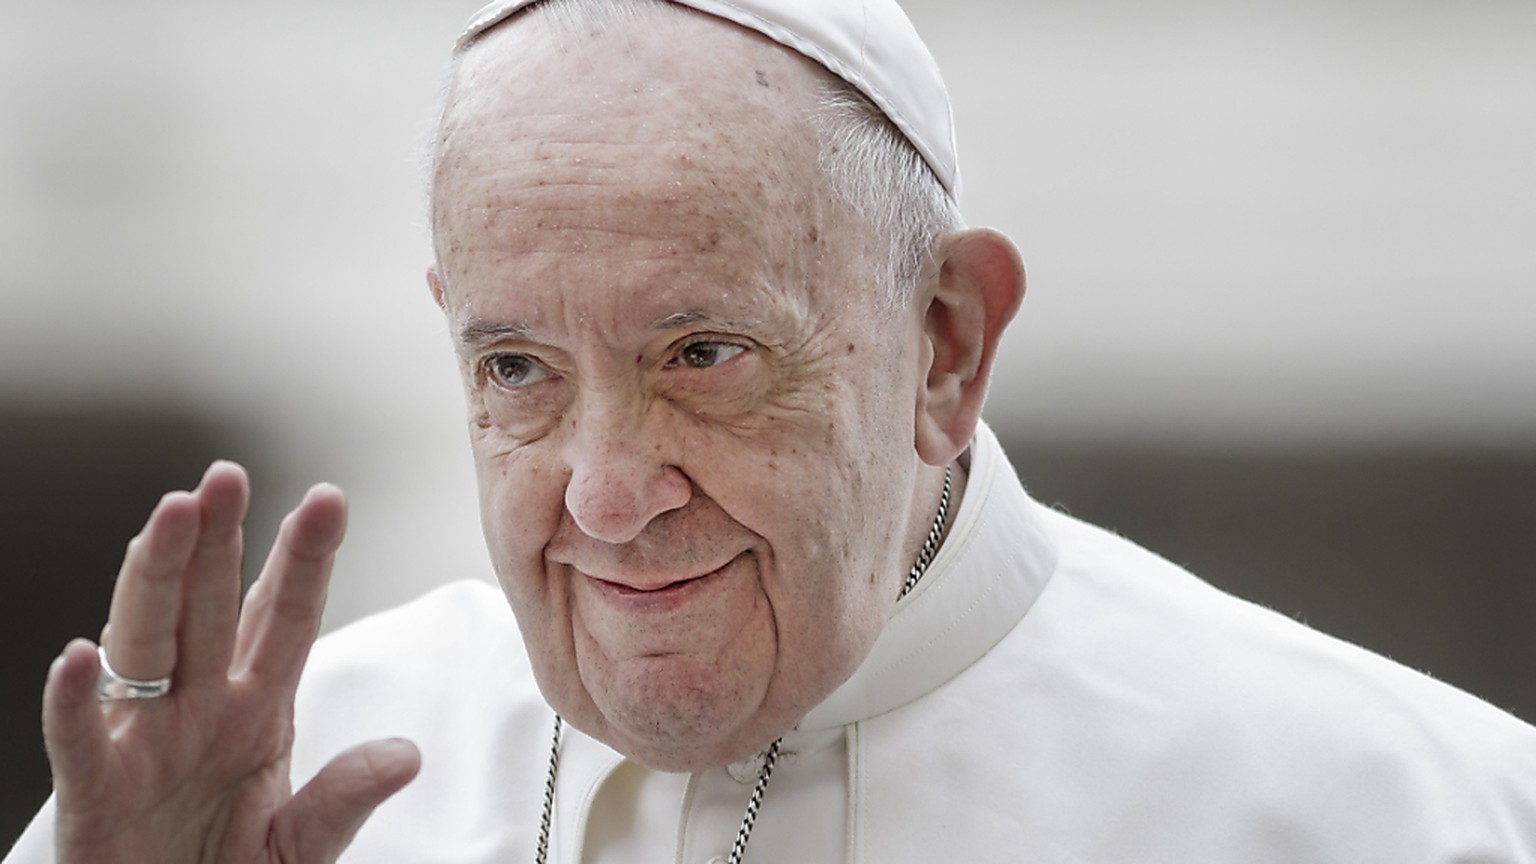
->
95;645;173;701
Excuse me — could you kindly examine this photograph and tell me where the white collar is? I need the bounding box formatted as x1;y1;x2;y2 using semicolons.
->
797;421;1058;732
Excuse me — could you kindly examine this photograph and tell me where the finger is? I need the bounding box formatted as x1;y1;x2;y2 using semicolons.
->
42;640;114;805
233;483;347;691
275;739;421;862
175;461;250;685
103;491;201;682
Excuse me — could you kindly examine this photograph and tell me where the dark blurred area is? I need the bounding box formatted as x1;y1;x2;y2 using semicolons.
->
1;405;277;846
6;425;1536;846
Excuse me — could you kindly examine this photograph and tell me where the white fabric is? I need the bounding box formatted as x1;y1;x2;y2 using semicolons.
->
8;422;1536;861
455;0;961;198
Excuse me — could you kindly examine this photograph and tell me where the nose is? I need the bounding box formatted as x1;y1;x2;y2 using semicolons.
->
563;412;692;544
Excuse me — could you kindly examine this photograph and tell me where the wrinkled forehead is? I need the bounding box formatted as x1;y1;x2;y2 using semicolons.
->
432;10;880;317
436;8;832;207
455;0;959;199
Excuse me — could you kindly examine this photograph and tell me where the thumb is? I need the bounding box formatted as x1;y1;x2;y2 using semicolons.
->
274;738;421;862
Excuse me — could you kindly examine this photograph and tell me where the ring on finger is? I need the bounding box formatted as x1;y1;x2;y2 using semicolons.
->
95;646;173;701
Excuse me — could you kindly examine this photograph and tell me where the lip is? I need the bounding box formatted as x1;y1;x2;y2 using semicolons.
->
583;553;744;612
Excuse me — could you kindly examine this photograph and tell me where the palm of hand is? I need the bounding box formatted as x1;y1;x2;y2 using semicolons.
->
42;464;419;864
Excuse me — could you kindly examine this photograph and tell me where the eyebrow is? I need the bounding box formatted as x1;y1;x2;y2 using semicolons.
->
454;308;769;351
457;317;533;350
651;309;765;332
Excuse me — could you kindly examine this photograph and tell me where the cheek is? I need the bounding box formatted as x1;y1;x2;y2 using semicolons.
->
709;355;913;570
750;461;899;609
763;529;892;711
742;371;917;638
473;439;567;580
473;441;596;714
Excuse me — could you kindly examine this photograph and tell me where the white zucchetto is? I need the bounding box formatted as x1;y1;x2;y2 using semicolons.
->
456;0;960;198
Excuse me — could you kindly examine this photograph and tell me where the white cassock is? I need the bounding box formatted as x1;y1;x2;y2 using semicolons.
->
8;422;1536;862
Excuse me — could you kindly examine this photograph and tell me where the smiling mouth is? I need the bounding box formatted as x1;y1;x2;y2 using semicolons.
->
602;574;702;594
602;562;723;594
588;554;743;601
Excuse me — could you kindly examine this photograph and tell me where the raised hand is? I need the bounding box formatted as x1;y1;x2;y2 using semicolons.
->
40;462;420;864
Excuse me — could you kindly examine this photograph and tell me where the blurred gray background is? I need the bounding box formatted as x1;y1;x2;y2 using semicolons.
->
3;0;1533;844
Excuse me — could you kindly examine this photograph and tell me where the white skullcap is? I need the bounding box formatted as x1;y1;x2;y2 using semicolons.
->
456;0;960;198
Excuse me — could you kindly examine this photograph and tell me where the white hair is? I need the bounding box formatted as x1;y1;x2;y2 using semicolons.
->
428;0;962;309
806;83;961;309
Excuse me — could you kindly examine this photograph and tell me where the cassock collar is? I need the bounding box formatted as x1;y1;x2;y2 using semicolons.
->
796;421;1058;732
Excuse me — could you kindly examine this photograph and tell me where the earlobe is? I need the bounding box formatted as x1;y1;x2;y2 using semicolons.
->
914;228;1026;465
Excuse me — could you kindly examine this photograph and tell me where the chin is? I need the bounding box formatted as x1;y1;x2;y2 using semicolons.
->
604;718;783;773
581;676;797;772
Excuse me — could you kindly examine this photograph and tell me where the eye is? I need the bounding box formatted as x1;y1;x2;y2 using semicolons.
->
674;341;746;370
484;353;552;389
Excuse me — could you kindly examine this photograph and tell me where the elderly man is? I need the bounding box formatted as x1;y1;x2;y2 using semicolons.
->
8;0;1536;861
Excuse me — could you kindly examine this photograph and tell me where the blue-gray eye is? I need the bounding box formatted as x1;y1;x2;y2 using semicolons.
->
487;354;550;388
678;342;746;369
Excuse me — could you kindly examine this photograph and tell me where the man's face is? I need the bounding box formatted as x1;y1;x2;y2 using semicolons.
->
431;11;927;770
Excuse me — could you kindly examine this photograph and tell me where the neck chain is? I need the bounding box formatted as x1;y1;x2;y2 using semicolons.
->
901;464;952;599
534;464;953;864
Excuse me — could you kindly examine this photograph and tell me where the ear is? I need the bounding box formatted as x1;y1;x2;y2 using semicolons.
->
427;266;448;312
914;228;1026;465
